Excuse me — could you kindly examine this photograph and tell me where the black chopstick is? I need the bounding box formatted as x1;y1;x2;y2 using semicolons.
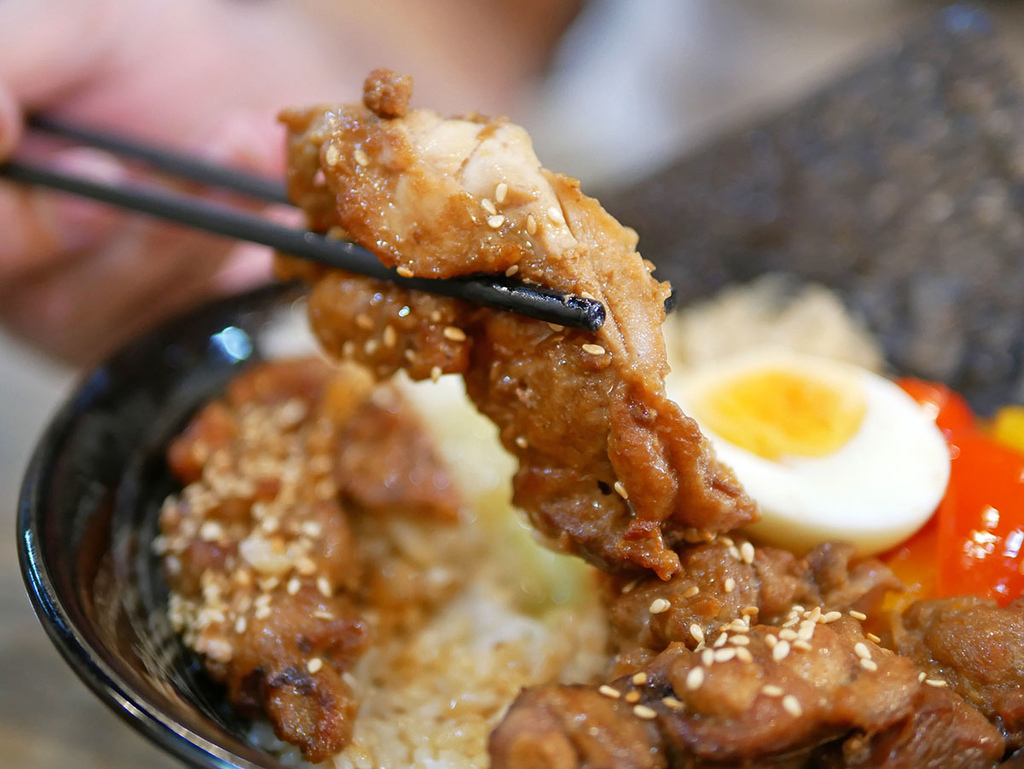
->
29;115;291;205
0;157;607;332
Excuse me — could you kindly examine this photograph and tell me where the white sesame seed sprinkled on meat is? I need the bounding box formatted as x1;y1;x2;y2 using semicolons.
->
782;695;803;717
686;666;705;691
649;598;671;615
740;542;755;564
773;640;791;661
689;624;705;644
443;326;467;342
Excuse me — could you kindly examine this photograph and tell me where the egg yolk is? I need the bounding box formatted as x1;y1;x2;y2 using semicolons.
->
688;366;867;460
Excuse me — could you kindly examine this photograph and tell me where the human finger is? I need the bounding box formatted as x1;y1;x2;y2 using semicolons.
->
0;146;126;283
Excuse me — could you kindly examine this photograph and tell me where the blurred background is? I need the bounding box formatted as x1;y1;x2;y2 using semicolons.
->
3;1;1024;765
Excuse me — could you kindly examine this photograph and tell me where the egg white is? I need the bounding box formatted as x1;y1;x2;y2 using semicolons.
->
667;352;951;556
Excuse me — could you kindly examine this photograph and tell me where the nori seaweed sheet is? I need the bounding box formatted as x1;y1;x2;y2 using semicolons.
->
600;6;1024;413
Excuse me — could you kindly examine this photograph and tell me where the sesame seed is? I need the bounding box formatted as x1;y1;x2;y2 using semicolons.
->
714;648;737;663
925;678;947;688
731;634;750;646
849;610;868;621
729;545;742;560
199;521;223;542
353;148;369;167
582;343;606;355
701;649;714;667
301;521;322;537
741;606;759;617
234;616;247;634
662;696;684;710
632;672;648;686
622;580;637;594
481;198;497;215
860;658;879;672
396;266;414;278
505;264;520;277
364;339;378;355
313;610;334;620
853;642;871;660
762;684;784;697
797;622;816;643
515;436;528;449
525;214;537;235
547;206;565;225
443;326;467;342
822;611;843;624
686;667;705;690
773;640;791;661
324;145;341;166
649;598;671;615
806;606;822;623
724;577;736;593
614;481;629;499
487;214;505;229
547;322;564;332
792;640;812;652
430;366;442;383
287;578;301;595
782;695;803;717
779;628;798;642
866;633;882;644
683;586;700;598
254;606;271;620
316;577;332;598
633;704;657;720
919;672;927;682
740;542;755;564
689;624;705;644
736;647;754;663
765;635;778;649
599;685;620;699
624;691;641;704
495;182;508;203
383;325;397;348
307;657;323;674
355;313;374;330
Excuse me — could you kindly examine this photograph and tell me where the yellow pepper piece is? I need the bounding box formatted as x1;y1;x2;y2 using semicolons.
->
992;405;1024;455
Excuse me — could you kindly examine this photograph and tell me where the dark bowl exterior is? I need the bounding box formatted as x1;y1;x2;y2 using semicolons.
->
17;283;308;769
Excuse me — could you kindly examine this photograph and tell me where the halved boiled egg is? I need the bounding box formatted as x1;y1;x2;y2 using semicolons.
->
666;349;950;555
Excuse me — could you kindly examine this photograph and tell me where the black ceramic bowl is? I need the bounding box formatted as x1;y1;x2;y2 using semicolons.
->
17;282;313;769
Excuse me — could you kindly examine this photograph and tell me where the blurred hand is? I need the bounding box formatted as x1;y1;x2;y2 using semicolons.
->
0;0;579;365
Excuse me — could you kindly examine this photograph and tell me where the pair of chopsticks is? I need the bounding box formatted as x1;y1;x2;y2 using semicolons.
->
0;116;606;332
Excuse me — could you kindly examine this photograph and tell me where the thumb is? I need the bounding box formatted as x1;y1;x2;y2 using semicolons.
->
0;146;126;281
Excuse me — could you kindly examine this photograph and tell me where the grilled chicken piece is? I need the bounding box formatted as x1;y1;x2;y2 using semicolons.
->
160;359;466;761
891;596;1024;750
279;69;756;579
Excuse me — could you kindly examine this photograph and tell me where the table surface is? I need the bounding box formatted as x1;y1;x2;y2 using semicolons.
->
4;3;1024;766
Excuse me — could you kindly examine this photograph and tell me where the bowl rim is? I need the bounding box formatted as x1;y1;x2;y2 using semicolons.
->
16;284;299;769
